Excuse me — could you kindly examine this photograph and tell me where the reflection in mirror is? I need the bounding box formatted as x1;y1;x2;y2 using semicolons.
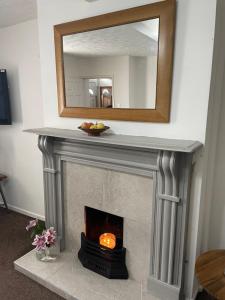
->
63;18;159;109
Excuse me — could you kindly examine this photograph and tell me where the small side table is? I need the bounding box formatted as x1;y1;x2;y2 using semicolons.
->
196;250;225;300
0;174;8;211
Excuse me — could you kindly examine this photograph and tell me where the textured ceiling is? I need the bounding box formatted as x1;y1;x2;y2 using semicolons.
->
63;19;159;57
0;0;37;28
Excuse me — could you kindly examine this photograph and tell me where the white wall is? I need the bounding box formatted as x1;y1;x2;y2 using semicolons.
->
146;55;157;108
37;0;216;143
63;54;86;107
0;19;44;219
129;55;157;109
129;56;147;108
207;57;225;249
194;0;225;255
208;102;225;248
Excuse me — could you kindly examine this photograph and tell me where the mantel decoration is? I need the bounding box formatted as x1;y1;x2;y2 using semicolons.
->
26;219;57;262
78;121;110;136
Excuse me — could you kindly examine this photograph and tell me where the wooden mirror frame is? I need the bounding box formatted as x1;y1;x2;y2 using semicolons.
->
54;0;176;122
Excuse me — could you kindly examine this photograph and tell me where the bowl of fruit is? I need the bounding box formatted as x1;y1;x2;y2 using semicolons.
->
78;122;110;136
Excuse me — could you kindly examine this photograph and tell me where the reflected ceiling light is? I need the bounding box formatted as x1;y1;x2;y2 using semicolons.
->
85;0;99;2
89;88;94;95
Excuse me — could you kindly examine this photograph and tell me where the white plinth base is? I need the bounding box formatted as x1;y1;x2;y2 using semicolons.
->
14;250;158;300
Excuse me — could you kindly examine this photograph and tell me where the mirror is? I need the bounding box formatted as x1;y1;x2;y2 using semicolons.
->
54;0;176;122
63;18;159;109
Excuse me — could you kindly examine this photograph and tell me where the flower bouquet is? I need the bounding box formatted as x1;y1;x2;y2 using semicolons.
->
26;219;57;262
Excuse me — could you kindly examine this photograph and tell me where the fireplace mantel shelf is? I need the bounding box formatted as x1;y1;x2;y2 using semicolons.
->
25;127;202;153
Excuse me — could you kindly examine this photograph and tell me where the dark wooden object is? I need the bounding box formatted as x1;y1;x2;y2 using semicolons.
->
0;174;8;211
196;250;225;300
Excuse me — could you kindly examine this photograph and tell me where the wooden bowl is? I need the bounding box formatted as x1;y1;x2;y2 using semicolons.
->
78;126;110;136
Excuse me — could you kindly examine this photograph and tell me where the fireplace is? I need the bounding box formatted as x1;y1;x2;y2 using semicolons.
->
14;128;202;300
78;206;128;279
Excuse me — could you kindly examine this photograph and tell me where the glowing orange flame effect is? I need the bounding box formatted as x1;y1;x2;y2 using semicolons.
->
99;233;116;249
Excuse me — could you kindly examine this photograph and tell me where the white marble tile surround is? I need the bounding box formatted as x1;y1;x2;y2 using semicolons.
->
63;162;153;283
61;161;158;299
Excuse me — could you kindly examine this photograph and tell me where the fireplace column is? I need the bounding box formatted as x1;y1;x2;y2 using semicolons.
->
149;150;193;299
38;135;64;249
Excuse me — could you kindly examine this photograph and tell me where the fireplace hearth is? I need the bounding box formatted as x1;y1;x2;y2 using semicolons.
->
78;206;128;279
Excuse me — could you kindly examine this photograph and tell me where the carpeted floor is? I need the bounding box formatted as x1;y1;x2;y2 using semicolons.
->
0;207;63;300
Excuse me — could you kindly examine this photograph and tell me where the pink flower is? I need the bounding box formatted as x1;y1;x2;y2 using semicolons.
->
26;219;38;231
44;227;56;246
31;227;56;251
32;234;47;251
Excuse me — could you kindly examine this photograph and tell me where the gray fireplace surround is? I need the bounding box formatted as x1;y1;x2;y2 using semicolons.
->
25;127;202;300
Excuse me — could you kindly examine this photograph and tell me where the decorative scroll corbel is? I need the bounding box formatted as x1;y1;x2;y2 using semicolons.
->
38;135;57;230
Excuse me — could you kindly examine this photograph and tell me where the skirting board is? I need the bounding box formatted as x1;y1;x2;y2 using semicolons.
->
184;282;200;300
148;277;180;300
1;203;45;221
147;277;199;300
